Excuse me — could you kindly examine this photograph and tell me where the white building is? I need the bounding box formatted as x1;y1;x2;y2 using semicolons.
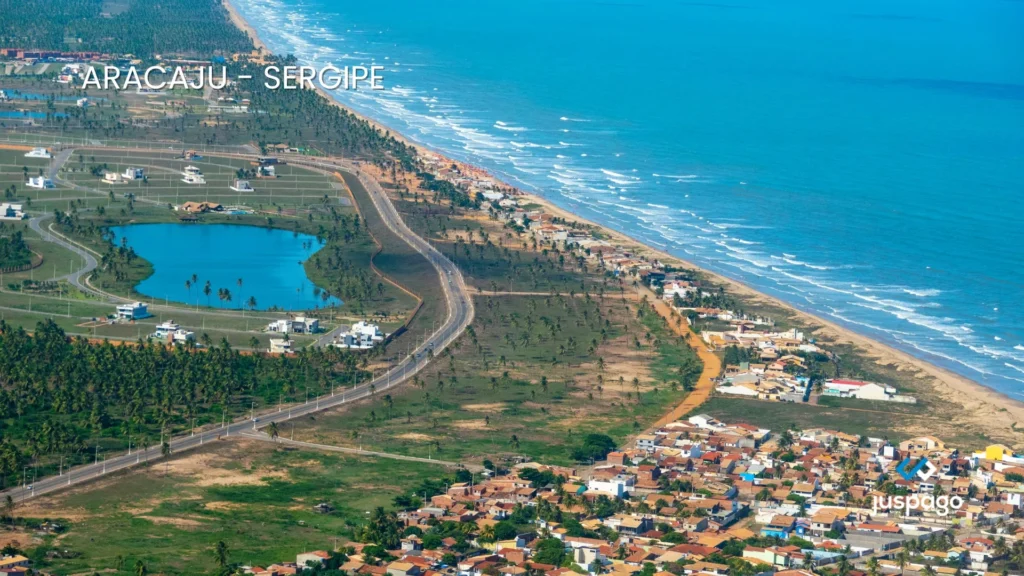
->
269;338;293;354
153;320;180;339
229;179;254;192
123;167;144;180
586;474;635;498
24;148;51;159
332;321;385;349
102;171;122;183
821;379;916;403
26;176;53;189
116;301;150;320
266;316;319;334
181;173;206;185
172;329;195;344
0;203;25;220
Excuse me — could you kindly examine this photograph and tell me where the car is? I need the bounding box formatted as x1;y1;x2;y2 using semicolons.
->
25;485;32;490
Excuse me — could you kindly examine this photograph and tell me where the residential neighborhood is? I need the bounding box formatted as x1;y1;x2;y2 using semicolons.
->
240;416;1024;576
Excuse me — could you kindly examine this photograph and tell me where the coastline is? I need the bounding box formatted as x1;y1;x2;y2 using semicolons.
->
221;0;1024;446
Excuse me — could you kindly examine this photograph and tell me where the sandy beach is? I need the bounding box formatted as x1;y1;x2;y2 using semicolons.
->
221;0;1024;447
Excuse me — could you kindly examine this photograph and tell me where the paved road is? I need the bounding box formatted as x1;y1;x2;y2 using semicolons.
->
27;216;108;300
1;151;475;503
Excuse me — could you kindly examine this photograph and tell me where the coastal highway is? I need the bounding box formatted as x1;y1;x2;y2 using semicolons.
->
0;150;475;504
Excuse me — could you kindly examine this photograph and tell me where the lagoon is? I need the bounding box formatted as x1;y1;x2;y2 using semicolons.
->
109;223;340;311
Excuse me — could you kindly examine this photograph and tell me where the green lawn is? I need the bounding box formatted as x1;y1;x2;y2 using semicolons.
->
23;441;446;575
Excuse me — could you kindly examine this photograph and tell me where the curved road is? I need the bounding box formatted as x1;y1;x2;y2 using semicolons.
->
2;151;474;503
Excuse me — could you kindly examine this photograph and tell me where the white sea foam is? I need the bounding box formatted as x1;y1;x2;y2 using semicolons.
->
494;122;528;131
903;288;942;297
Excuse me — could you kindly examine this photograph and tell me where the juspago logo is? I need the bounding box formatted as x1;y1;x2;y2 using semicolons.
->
896;456;938;482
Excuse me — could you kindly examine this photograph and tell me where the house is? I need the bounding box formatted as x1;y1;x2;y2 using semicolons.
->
0;203;25;220
153;320;180;339
269;338;293;354
760;515;797;539
230;179;254;192
25;176;53;189
123;167;144;180
809;510;843;537
24;147;50;159
267;317;319;334
386;562;421;576
822;379;914;402
296;550;331;568
742;547;790;568
181;166;206;184
332;321;385;349
587;474;635;498
103;171;123;183
116;301;150;320
172;329;195;344
180;201;222;213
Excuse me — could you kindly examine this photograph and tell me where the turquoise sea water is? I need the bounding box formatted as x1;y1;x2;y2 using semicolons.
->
231;0;1024;393
110;224;340;311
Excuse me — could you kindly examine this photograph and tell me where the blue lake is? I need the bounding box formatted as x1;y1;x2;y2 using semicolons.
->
109;223;340;311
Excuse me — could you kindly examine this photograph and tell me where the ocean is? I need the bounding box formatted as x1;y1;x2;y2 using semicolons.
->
230;0;1024;394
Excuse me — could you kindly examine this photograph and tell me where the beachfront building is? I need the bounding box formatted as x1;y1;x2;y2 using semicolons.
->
332;321;385;349
116;301;150;320
25;176;53;189
822;379;917;403
0;203;26;220
229;179;254;192
24;147;51;159
266;316;319;334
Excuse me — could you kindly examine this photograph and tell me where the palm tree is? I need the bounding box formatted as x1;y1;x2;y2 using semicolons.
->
214;540;229;567
897;549;909;576
247;295;257;311
203;281;212;306
161;441;171;476
268;422;279;442
867;556;880;576
509;435;521;450
134;560;147;576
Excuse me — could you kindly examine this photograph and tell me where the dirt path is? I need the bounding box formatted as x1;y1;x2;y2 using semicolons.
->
645;289;722;429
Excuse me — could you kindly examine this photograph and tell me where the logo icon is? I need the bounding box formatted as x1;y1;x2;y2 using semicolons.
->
896;456;938;482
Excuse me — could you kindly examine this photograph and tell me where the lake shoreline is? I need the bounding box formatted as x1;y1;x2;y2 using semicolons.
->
222;0;1024;446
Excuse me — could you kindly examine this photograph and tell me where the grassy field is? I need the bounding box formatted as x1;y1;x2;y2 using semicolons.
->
291;293;701;466
16;441;446;575
57;150;344;209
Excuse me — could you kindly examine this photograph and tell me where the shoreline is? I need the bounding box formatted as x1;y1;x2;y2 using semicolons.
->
221;0;1024;446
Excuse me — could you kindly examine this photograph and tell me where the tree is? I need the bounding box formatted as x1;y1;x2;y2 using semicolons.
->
134;560;147;576
268;422;279;442
214;540;229;567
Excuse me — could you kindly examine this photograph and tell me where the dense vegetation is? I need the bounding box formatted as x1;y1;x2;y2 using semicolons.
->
0;230;32;269
0;0;251;56
0;319;367;486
